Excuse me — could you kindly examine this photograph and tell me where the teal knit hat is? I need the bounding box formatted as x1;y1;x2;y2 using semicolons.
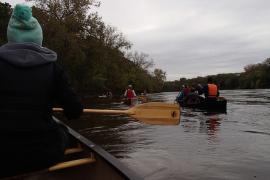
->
7;4;43;45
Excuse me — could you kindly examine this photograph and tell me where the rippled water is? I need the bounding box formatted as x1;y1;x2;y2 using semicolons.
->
67;89;270;180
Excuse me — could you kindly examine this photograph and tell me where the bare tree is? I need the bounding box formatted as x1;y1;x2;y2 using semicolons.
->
126;51;154;71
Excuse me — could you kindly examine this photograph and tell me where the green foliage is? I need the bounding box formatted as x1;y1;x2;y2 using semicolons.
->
0;2;12;45
0;1;165;95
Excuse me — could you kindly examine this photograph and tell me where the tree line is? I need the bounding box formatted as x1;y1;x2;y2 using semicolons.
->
0;1;166;96
1;1;269;95
163;58;270;92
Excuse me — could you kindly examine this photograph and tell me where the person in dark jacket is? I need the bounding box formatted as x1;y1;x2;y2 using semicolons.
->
0;4;83;177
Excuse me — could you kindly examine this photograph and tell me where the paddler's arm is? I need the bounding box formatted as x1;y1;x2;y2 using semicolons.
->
53;64;83;119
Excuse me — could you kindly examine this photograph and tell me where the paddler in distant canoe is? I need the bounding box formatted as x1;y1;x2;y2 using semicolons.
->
200;76;220;101
123;85;137;105
138;89;148;103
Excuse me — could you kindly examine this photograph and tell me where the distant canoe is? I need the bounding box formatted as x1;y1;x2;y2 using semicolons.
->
178;94;227;112
7;117;141;180
138;95;148;103
98;94;113;99
122;97;138;106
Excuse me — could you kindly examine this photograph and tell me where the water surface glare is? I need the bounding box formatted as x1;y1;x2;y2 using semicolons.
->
68;89;270;180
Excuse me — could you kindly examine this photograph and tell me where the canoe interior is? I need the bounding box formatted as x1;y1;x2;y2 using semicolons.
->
5;117;141;180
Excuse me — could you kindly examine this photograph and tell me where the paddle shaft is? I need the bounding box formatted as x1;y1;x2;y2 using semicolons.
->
84;109;132;114
53;108;132;115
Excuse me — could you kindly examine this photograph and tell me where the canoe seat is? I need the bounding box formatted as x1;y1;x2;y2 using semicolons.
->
49;145;96;171
6;155;96;179
64;147;83;155
49;156;96;171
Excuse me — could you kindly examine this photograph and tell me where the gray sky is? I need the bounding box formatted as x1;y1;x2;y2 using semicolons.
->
5;0;270;80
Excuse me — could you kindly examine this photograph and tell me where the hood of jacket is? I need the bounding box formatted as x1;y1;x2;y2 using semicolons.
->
0;42;57;67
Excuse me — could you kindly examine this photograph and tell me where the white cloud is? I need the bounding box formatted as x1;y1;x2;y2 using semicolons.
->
98;0;270;80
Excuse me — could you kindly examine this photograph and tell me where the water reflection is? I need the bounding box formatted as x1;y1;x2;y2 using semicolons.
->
200;115;222;147
206;116;220;134
63;89;270;180
181;110;222;142
65;103;153;158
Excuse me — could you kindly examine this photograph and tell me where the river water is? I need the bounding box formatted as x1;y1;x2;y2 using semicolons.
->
68;89;270;180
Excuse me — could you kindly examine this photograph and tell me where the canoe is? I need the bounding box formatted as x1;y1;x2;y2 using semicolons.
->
138;95;148;103
198;97;227;112
6;117;142;180
123;97;138;106
178;94;227;112
123;96;148;106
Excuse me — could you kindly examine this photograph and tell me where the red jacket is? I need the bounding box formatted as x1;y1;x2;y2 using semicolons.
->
126;89;135;99
183;87;190;96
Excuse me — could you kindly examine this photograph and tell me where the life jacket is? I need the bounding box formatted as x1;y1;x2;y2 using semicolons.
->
207;84;218;98
183;87;190;96
126;89;135;99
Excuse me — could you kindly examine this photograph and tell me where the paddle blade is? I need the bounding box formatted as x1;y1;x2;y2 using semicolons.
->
129;102;181;125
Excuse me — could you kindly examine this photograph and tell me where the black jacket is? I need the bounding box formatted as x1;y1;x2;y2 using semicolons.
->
0;42;83;132
0;43;83;175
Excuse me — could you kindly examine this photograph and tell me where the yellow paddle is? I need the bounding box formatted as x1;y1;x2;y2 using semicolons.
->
54;102;180;125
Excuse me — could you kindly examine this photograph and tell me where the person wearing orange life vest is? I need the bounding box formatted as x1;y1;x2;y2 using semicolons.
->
201;77;219;100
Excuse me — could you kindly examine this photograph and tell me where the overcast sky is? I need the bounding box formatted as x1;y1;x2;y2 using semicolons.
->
5;0;270;80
